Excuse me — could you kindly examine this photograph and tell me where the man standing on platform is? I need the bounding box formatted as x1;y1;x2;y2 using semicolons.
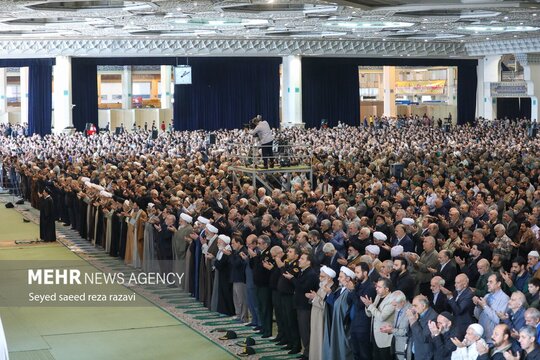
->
249;115;274;169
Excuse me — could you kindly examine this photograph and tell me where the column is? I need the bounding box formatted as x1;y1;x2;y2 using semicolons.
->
477;55;501;121
20;67;29;126
0;68;7;124
516;53;540;122
160;65;172;109
52;56;73;133
383;66;396;117
281;55;303;128
447;67;456;106
122;66;132;109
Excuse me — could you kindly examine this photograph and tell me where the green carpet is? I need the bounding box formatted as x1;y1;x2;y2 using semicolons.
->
0;206;39;242
0;210;235;359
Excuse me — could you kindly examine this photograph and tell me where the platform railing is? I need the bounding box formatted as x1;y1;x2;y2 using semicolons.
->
231;142;313;169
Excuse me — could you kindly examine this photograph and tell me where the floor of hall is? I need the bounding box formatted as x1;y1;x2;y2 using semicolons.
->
0;194;237;360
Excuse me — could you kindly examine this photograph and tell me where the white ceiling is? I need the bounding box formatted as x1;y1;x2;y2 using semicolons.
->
0;0;540;57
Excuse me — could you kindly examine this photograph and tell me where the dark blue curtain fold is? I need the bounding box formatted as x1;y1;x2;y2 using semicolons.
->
302;58;360;128
28;61;53;136
0;59;54;136
174;57;281;131
71;60;98;132
302;57;478;128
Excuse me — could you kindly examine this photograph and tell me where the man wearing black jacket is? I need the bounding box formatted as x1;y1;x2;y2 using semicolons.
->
348;262;377;360
391;256;416;302
428;312;458;360
277;246;301;354
442;273;474;338
249;235;273;338
289;252;319;360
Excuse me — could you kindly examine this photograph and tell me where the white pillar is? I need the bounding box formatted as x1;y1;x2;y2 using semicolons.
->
52;56;73;133
478;55;501;121
516;53;540;123
447;67;456;106
383;66;396;117
160;65;172;109
122;66;132;109
0;68;7;124
281;55;303;128
20;67;29;126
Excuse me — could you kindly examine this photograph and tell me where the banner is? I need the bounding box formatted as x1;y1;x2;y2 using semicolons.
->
490;82;528;97
395;80;446;95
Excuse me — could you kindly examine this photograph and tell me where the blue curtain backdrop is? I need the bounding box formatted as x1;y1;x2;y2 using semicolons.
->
174;57;281;131
302;58;478;127
0;59;54;136
301;59;360;128
72;57;280;131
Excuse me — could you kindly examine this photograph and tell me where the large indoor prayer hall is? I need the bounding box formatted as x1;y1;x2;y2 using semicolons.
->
1;1;540;360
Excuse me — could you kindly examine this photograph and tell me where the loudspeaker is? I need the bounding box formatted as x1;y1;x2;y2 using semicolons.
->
206;133;216;145
152;130;158;140
5;202;14;208
390;163;404;179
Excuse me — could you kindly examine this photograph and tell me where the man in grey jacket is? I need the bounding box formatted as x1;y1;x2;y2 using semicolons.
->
380;290;411;360
249;115;274;169
407;294;438;360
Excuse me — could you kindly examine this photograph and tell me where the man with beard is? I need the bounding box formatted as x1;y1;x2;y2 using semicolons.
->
39;186;56;242
476;324;515;359
306;265;336;360
323;266;356;360
428;312;458;360
348;262;377;360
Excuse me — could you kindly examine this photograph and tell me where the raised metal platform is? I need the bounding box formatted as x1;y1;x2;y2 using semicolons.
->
229;164;313;192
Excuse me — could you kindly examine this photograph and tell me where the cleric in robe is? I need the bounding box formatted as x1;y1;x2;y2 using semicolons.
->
39;187;56;242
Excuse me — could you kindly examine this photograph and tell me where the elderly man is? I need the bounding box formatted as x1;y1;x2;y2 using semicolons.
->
380;290;411;360
513;326;540;359
473;273;510;342
428;311;458;360
474;258;493;297
491;224;513;269
409;236;439;296
406;294;438;360
437;249;458;292
172;213;193;289
364;277;396;360
306;266;336;360
450;323;485;360
323;266;356;360
429;276;449;314
442;273;475;338
499;291;527;338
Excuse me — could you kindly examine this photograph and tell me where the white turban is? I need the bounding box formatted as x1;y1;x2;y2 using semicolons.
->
197;216;210;225
366;245;380;256
391;245;404;258
99;190;113;198
80;177;90;183
320;265;336;279
218;234;231;245
206;223;218;234
373;231;388;241
340;266;356;280
180;213;193;223
402;218;415;226
468;324;484;337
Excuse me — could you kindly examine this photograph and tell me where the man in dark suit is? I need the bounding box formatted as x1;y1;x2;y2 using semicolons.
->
428;276;449;314
441;273;475;338
391;256;416;302
290;252;319;360
392;224;415;253
436;250;457;292
308;230;325;270
322;242;342;276
406;294;438;360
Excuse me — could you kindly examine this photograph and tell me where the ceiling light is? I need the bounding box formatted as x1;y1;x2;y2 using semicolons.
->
459;25;539;33
325;21;415;29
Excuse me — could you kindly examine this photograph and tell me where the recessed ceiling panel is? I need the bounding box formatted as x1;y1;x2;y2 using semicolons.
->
26;1;155;12
222;3;338;13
